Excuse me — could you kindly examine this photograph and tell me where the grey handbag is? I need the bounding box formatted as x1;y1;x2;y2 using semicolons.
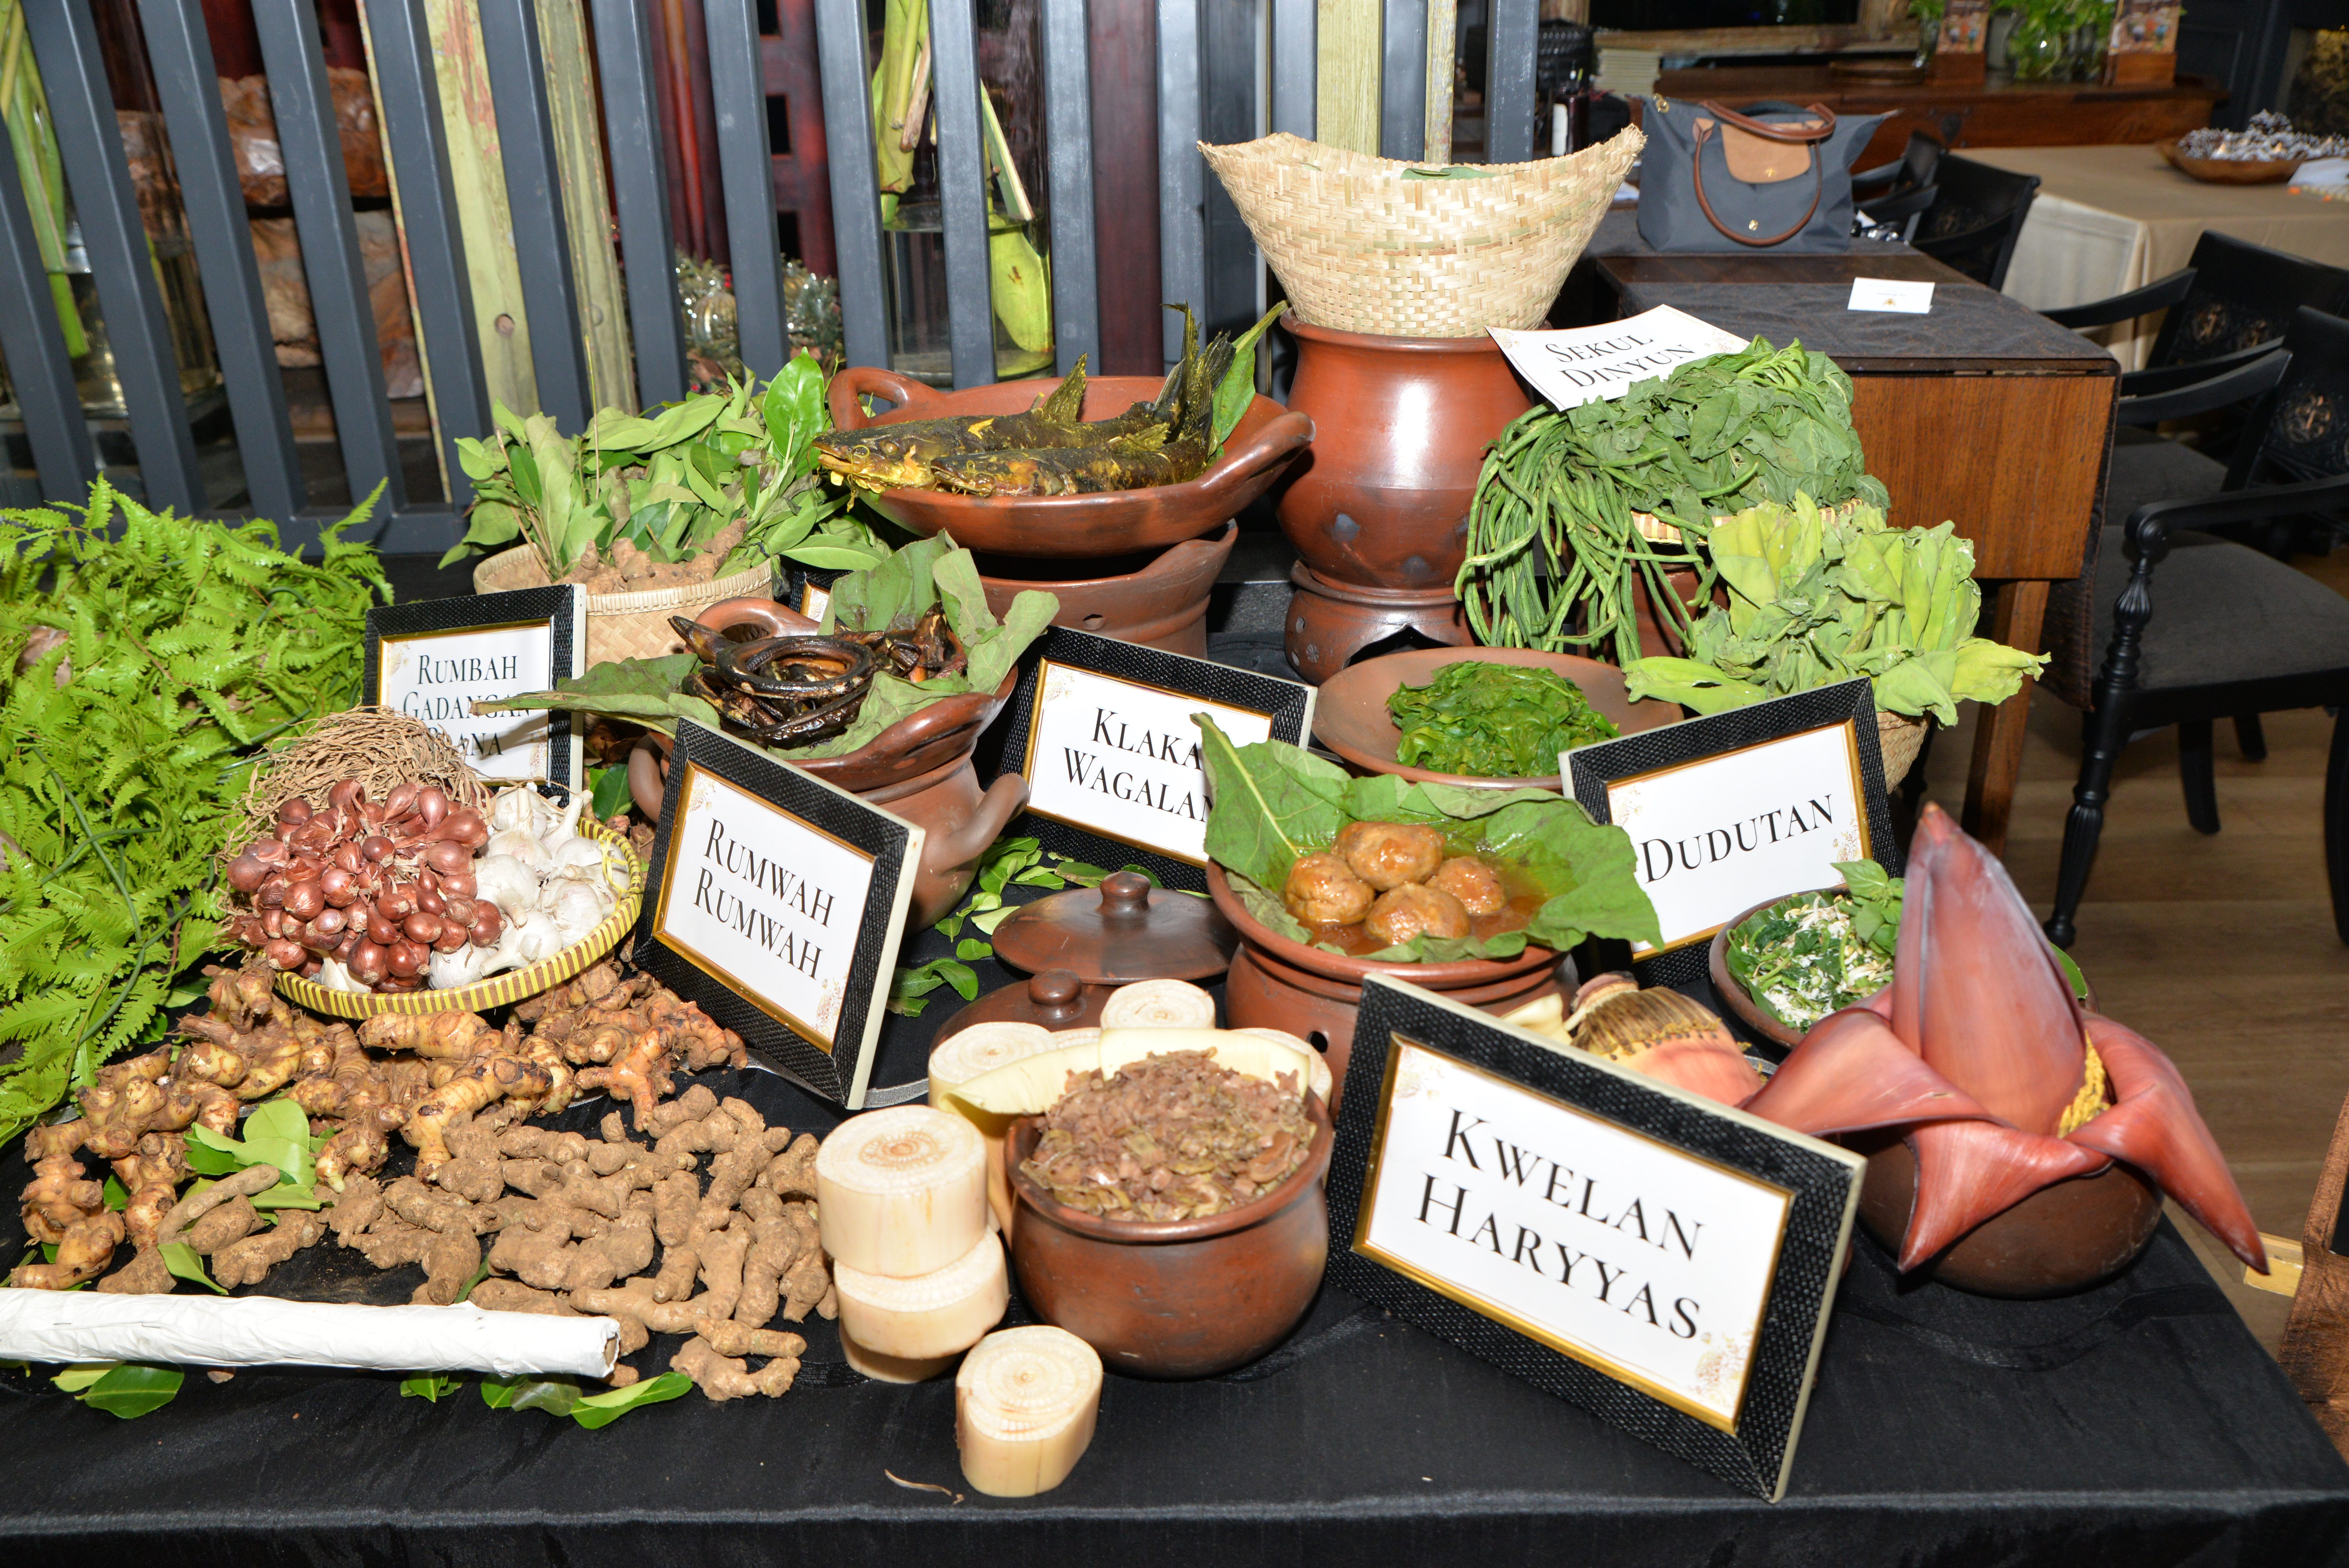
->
1635;98;1888;254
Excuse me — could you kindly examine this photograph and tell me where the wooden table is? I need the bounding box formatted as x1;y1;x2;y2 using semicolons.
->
1649;64;2226;170
1960;144;2349;368
1574;215;2119;853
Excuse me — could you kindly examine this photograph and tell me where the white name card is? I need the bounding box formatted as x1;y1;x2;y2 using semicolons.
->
1607;720;1867;955
1490;305;1749;412
1357;1036;1791;1429
655;763;879;1050
1022;660;1275;867
368;586;584;788
1846;278;1933;314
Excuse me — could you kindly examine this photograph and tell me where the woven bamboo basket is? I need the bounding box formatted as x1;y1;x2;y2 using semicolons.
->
274;818;647;1019
1877;709;1930;788
472;546;776;667
1197;130;1643;338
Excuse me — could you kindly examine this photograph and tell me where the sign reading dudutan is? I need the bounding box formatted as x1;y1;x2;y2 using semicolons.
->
1563;678;1897;985
993;627;1314;891
365;586;585;789
1328;978;1863;1502
632;719;920;1107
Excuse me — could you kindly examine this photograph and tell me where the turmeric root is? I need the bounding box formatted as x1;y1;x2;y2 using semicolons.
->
324;1173;383;1242
694;1214;750;1322
672;1334;797;1400
645;1084;718;1136
20;1124;103;1245
759;1133;820;1199
414;1225;482;1305
358;1009;495;1061
185;1195;263;1255
471;1279;578;1315
213;1210;327;1287
405;1046;553;1178
696;1318;807;1360
576;1029;677;1131
157;1163;281;1251
11;1210;125;1289
96;1244;171;1295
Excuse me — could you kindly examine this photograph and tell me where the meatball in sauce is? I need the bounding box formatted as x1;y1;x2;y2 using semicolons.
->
1428;856;1505;916
1282;851;1376;926
1364;884;1471;947
1335;820;1447;890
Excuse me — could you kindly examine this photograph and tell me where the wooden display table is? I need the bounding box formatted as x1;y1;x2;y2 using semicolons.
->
1648;65;2226;169
1574;214;2119;855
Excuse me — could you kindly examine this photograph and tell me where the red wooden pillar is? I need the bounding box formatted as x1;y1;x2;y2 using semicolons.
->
761;0;835;276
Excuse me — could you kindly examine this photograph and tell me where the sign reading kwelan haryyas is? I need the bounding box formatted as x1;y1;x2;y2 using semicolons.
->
1564;678;1895;984
993;627;1313;891
365;586;585;789
1327;977;1862;1502
633;719;920;1107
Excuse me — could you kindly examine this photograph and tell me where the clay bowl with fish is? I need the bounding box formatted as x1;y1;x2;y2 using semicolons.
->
825;365;1313;558
1313;646;1680;791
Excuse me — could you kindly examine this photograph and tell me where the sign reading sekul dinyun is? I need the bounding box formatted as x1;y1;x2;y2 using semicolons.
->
1490;305;1749;412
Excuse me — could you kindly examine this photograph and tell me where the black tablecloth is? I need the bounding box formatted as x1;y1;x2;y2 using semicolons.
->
7;591;2347;1564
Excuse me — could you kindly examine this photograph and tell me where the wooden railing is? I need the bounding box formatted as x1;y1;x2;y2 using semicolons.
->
0;0;1538;552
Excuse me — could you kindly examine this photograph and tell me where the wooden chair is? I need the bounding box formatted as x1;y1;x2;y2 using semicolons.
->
2044;306;2349;950
1911;154;2041;291
1851;130;1944;204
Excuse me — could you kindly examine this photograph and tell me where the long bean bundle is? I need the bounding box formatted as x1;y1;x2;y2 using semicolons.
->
1457;338;1887;666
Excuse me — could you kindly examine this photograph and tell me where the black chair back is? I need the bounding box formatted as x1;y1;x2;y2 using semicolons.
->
1912;155;2041;290
1889;131;1943;195
2227;306;2349;491
2150;233;2349;372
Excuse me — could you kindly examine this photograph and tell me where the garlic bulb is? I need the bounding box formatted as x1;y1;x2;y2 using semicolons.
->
488;784;557;837
1099;978;1216;1030
955;1326;1103;1497
483;827;550;873
816;1107;988;1278
429;941;499;989
504;912;566;968
469;855;539;919
538;789;587;854
547;837;615;884
836;1230;1008;1364
315;957;364;994
549;882;613;948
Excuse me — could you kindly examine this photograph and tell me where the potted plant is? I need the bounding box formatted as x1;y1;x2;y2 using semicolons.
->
1620;495;2047;784
440;351;889;665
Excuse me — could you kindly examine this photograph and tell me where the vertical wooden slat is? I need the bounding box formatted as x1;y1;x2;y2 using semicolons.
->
1378;0;1425;160
251;0;405;509
1155;0;1203;367
1271;0;1316;140
809;0;888;369
1088;0;1160;378
0;111;97;501
1039;0;1097;376
705;0;788;377
363;0;489;507
1199;0;1256;338
139;0;303;520
592;0;690;408
478;0;593;429
929;0;995;388
1421;0;1453;161
23;0;204;512
764;0;836;277
1484;0;1536;164
1316;0;1380;157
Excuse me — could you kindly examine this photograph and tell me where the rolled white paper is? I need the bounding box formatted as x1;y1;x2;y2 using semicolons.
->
0;1293;619;1378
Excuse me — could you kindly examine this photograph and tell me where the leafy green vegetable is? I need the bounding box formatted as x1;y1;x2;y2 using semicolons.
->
474;1372;693;1428
0;481;387;1151
401;1374;460;1402
588;765;634;822
159;1241;225;1294
1831;857;1903;955
1723;890;1894;1031
571;1371;693;1428
1386;661;1620;779
477;654;719;737
65;1362;182;1419
1622;497;2050;725
440;360;888;582
1211;302;1289;453
1459;337;1888;665
1195;718;1661;959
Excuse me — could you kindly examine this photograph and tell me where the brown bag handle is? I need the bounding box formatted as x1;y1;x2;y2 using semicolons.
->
1691;119;1825;248
1698;100;1838;143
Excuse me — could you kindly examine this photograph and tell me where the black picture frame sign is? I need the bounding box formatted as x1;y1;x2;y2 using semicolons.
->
364;586;585;791
631;720;921;1107
983;626;1314;893
1326;977;1864;1502
1563;678;1896;986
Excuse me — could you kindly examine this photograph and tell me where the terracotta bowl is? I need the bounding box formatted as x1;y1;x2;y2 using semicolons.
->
1313;646;1680;790
1206;863;1566;1105
1005;1096;1335;1378
827;366;1314;559
2157;139;2300;185
1857;1136;2161;1298
975;522;1236;657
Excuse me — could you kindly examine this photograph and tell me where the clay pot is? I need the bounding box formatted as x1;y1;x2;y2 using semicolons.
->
1272;321;1532;594
1006;1095;1335;1378
827;367;1312;559
975;522;1237;657
1207;864;1567;1109
1313;646;1681;791
1857;1137;2162;1298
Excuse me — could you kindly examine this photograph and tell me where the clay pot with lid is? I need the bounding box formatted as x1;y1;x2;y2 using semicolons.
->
1856;1136;2162;1298
626;598;1028;927
1206;864;1569;1110
1006;1094;1335;1379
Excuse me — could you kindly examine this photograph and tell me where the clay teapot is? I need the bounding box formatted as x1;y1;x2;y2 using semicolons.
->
626;598;1028;926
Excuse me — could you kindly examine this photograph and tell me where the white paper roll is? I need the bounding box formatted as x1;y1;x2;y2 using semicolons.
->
0;1293;619;1378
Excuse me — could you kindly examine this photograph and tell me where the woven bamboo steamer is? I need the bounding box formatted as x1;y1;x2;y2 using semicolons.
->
472;545;777;666
1197;130;1644;338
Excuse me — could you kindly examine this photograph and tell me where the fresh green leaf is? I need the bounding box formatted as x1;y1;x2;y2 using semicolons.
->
477;654;721;737
160;1241;226;1294
588;765;634;823
1212;302;1288;451
570;1371;692;1428
401;1373;461;1402
79;1362;183;1418
241;1098;310;1147
51;1362;116;1393
1193;718;1351;890
101;1174;127;1210
888;957;979;1017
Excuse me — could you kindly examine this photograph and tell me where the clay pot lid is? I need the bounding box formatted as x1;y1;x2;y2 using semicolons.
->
989;871;1238;984
931;968;1114;1048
